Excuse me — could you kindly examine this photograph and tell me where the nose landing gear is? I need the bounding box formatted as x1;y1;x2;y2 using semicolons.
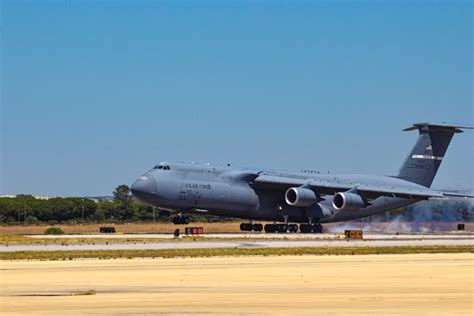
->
172;216;190;225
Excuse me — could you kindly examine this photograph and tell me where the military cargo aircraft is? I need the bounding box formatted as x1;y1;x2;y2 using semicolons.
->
131;123;473;233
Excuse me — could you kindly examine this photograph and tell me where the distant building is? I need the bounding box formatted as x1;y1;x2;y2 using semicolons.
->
0;194;114;202
0;195;16;199
0;194;58;200
85;196;114;202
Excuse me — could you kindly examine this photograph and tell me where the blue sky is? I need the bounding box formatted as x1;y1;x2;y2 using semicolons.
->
1;1;472;196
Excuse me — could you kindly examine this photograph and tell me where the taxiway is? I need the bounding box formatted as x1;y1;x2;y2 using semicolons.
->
1;233;472;252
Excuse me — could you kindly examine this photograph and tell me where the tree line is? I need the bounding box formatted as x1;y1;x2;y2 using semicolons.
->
0;185;472;224
0;185;227;224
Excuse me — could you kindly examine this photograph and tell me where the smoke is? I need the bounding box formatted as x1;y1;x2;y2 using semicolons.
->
383;216;416;233
326;218;416;233
325;199;473;233
325;222;369;233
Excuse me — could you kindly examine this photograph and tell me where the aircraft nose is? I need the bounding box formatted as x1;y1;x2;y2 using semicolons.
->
131;175;157;201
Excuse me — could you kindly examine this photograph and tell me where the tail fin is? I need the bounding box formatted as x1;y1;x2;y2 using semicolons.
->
397;122;473;187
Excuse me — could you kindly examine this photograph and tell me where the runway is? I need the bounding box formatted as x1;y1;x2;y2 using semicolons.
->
2;233;473;252
1;254;471;315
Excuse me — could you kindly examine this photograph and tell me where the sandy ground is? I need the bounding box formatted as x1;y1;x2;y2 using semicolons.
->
1;254;472;315
0;222;243;235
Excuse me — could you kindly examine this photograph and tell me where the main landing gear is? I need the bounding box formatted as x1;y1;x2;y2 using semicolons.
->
264;223;298;233
299;223;323;234
239;222;323;233
240;223;263;232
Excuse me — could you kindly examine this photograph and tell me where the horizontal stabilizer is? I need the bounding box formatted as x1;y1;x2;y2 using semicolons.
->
403;122;474;133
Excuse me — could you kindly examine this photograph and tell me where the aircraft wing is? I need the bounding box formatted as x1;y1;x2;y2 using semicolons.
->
252;174;446;200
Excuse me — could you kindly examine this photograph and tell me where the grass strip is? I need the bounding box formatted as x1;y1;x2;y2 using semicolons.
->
1;245;472;261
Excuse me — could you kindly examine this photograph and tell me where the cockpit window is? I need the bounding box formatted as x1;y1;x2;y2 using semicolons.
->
154;165;170;170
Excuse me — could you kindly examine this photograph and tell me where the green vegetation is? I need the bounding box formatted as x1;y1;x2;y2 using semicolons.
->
44;227;65;235
0;185;233;224
1;245;472;261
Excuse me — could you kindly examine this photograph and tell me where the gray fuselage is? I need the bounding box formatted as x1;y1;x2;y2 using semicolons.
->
131;162;423;224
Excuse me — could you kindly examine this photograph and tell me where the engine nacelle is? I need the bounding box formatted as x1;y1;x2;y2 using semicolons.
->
332;192;365;211
285;187;318;207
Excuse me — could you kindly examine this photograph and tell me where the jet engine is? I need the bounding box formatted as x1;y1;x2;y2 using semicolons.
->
285;187;318;207
332;192;365;211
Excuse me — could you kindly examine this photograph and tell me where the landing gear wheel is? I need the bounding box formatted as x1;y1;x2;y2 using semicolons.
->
264;224;277;233
173;216;190;225
311;223;323;234
240;223;253;231
289;224;298;233
300;224;312;233
277;224;288;233
252;223;263;232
